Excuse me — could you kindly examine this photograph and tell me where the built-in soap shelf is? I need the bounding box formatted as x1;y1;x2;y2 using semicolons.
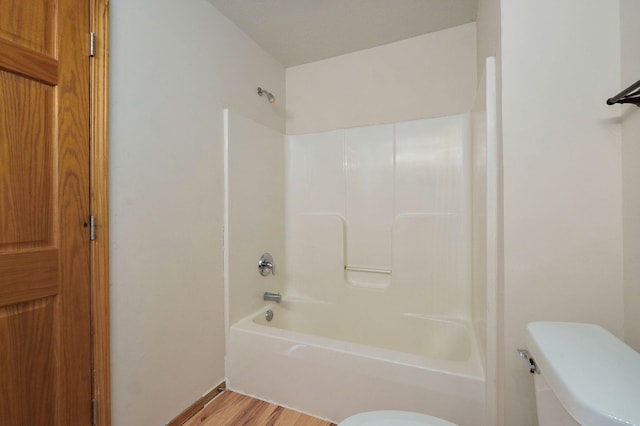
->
344;267;392;289
344;264;392;289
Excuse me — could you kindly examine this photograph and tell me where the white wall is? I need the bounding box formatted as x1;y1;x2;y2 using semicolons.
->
501;1;623;425
109;0;284;424
226;111;285;326
621;0;640;352
476;0;501;84
286;23;477;135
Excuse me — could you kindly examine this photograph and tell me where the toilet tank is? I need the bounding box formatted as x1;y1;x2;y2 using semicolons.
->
526;322;640;426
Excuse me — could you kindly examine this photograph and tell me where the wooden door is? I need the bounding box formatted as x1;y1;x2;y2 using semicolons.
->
0;0;92;424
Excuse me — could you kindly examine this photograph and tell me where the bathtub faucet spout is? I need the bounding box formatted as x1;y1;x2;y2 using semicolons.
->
263;292;281;303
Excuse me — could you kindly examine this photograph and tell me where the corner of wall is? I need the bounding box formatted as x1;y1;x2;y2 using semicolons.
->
620;0;640;352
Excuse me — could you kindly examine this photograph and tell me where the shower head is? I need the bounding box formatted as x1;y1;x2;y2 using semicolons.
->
257;87;276;103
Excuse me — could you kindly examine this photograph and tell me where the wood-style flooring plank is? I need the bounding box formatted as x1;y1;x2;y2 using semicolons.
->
183;391;336;426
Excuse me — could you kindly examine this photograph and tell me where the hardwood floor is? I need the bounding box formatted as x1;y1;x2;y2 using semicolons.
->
183;391;337;426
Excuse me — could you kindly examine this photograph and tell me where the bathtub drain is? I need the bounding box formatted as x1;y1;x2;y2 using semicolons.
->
265;309;274;322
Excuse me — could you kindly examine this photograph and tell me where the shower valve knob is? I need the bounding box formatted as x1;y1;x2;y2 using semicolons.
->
258;253;274;276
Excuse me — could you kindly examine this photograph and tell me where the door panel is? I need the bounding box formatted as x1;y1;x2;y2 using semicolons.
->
0;0;91;424
0;249;59;306
0;298;56;425
0;0;55;55
0;73;53;248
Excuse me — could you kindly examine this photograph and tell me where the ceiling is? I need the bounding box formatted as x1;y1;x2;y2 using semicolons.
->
208;0;478;67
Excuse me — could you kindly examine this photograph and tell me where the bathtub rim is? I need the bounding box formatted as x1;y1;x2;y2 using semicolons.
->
230;300;485;381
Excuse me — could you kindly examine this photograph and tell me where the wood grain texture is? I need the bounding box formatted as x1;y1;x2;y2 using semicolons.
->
183;391;337;426
0;249;59;307
0;298;56;425
0;38;58;85
0;0;92;423
0;71;53;249
0;0;55;55
56;0;92;422
89;1;111;424
167;382;226;426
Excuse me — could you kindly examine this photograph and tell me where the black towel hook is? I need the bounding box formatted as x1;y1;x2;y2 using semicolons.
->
607;79;640;107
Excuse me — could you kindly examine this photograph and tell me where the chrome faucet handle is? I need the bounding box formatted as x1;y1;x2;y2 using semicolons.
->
258;253;274;276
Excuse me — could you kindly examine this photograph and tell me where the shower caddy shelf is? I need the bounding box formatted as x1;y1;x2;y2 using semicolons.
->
607;79;640;106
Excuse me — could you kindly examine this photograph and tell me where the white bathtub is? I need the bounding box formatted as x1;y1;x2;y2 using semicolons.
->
227;298;486;425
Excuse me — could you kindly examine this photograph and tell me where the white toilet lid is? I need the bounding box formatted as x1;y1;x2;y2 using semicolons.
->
339;410;458;426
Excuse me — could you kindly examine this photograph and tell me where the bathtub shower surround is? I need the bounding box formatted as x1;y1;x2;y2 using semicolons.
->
225;55;497;425
226;112;487;425
286;114;472;317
